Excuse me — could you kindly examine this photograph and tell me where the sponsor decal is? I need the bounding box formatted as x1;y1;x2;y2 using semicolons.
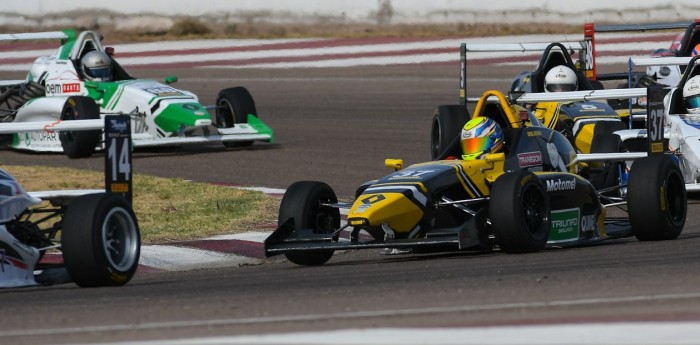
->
546;177;576;192
144;86;184;97
389;169;436;180
350;219;368;226
580;214;597;233
108;119;129;133
45;82;81;95
526;130;542;137
579;104;600;110
353;204;371;214
517;152;543;168
110;183;130;193
23;131;59;145
62;83;80;93
549;208;580;242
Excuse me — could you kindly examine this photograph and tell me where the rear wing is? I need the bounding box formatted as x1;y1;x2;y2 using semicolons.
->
0;119;103;133
0;31;70;42
459;39;593;105
511;86;666;156
0;29;102;61
0;116;133;202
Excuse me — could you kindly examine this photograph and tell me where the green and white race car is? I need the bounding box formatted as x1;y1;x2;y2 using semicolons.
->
0;30;273;158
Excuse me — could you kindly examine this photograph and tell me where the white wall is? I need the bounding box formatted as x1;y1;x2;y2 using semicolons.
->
1;0;699;24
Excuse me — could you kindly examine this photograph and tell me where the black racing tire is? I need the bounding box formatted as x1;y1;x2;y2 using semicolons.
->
628;155;686;241
59;96;101;158
62;193;141;287
431;104;470;160
215;87;258;148
489;171;550;253
588;134;623;194
278;181;340;266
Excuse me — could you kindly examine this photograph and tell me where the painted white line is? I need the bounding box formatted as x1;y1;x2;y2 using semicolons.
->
139;245;261;271
88;322;700;345
206;231;271;242
4;291;700;338
0;33;677;71
236;186;286;194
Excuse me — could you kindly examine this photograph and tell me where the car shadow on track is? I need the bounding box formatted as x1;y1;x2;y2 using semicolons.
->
131;143;281;158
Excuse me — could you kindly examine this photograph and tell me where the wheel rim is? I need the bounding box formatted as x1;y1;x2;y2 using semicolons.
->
313;207;338;234
217;99;235;127
521;184;546;235
312;195;339;235
102;207;139;271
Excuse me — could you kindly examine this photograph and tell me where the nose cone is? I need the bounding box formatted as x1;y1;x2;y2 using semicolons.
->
154;102;212;133
348;192;423;233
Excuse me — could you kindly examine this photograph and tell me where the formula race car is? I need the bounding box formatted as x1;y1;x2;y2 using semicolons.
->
654;55;700;192
0;30;273;158
265;89;686;266
1;182;140;288
0;116;140;288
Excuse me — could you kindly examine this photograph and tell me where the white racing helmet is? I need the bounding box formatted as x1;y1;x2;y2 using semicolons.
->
683;75;700;114
544;65;578;92
81;50;112;82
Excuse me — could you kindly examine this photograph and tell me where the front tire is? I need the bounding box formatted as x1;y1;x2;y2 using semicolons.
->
489;171;550;253
278;181;340;266
59;96;101;158
215;87;257;148
62;193;141;287
628;155;686;241
431;105;469;160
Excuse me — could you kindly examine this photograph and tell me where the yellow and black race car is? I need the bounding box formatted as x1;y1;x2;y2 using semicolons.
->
265;90;686;266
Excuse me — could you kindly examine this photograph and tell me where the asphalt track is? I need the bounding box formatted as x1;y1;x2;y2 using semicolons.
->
3;33;700;344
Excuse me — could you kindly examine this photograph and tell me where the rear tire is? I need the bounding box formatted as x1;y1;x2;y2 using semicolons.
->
59;96;101;158
431;105;469;160
62;193;141;287
628;155;686;241
216;87;257;148
489;171;550;253
278;181;340;265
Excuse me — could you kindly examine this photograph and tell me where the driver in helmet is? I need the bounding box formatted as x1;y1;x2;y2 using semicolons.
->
460;117;504;160
544;65;578;92
80;50;113;82
683;75;700;114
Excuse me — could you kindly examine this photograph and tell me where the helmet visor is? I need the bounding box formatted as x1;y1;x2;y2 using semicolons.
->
87;66;111;80
687;94;700;111
546;83;577;92
461;136;493;160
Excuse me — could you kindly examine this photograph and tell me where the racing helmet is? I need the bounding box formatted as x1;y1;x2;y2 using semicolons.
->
544;65;578;92
683;75;700;114
460;117;504;160
81;50;112;82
